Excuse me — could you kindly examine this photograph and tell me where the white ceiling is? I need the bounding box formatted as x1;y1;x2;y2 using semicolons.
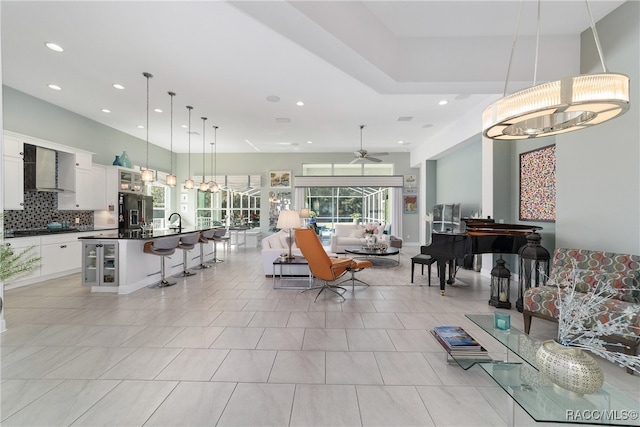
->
1;1;624;156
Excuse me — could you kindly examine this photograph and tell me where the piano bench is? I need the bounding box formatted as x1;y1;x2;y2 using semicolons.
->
411;254;436;285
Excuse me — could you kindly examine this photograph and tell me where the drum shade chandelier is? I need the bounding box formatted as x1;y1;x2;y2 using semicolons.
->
184;106;195;189
165;91;177;187
140;72;155;182
199;117;209;191
482;0;629;140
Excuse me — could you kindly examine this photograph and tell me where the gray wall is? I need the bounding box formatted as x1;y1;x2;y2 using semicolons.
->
556;1;639;254
435;138;482;217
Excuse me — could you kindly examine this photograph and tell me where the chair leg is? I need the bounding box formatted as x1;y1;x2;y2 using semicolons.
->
148;255;177;288
336;270;369;291
211;240;224;262
175;249;196;277
193;243;212;269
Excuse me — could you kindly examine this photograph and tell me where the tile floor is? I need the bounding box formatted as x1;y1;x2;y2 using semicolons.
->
1;246;639;426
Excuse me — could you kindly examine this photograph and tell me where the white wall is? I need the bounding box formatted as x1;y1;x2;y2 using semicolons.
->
556;1;639;254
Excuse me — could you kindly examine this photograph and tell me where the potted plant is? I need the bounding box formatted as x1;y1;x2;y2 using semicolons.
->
350;213;361;224
0;216;41;315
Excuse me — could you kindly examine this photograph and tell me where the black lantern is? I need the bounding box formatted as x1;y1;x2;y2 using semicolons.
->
517;232;550;312
490;257;511;309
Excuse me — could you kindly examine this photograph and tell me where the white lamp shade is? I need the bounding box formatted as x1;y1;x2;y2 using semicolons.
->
277;210;301;230
184;179;195;189
141;169;154;182
165;174;177;187
299;208;310;219
199;181;209;191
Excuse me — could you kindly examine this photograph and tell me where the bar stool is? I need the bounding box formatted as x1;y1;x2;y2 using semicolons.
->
143;235;181;288
174;232;201;277
210;228;229;262
193;229;216;269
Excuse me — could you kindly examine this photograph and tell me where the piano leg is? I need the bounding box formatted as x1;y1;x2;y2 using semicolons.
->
446;259;457;285
436;260;447;296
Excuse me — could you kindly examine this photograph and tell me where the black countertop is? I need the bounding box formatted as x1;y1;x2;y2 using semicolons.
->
4;228;113;238
78;226;222;240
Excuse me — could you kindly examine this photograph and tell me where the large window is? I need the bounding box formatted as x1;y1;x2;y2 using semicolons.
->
197;188;260;228
301;163;395;230
147;182;171;230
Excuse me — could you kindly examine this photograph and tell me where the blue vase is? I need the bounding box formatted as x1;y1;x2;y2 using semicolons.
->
113;155;121;166
120;151;132;168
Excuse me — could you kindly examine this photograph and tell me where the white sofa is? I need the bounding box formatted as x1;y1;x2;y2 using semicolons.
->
261;230;308;276
330;223;388;253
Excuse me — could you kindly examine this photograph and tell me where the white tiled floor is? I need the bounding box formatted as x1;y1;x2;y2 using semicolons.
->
1;247;639;426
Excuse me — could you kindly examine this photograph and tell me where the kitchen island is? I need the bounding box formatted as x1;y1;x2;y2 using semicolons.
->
79;227;220;294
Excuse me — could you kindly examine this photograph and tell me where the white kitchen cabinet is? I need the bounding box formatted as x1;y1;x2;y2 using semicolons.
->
39;234;82;277
2;135;25;210
82;240;118;287
91;165;107;209
1;237;41;284
58;151;96;210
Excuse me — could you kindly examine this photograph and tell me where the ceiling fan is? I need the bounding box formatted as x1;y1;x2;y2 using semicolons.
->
350;125;389;163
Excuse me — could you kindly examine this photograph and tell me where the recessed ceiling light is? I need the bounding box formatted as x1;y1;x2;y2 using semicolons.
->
397;116;413;122
398;140;404;144
47;84;62;91
101;109;111;113
266;95;280;102
154;108;163;113
45;42;64;52
181;124;188;128
438;100;449;106
113;84;125;90
137;125;144;129
296;101;305;106
307;141;313;144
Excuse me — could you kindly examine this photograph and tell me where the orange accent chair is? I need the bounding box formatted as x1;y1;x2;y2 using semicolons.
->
294;228;373;301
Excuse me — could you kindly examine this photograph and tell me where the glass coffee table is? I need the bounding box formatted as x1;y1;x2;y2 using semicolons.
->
459;314;640;426
344;246;400;266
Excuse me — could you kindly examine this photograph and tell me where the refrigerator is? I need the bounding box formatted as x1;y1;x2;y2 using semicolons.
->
118;192;153;231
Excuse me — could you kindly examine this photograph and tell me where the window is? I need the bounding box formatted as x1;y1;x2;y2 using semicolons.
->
147;182;172;230
196;187;261;228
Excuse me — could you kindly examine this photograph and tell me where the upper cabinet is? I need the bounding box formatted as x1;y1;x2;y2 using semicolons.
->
2;134;25;210
58;151;100;210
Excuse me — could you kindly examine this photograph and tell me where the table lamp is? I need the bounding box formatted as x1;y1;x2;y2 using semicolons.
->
299;208;310;228
277;210;301;259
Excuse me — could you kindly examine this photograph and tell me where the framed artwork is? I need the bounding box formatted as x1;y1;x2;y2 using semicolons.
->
519;144;556;222
404;175;417;188
403;194;418;214
269;171;291;188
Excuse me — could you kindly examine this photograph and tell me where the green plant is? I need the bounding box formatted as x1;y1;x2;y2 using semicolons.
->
309;210;317;218
350;213;361;219
0;214;41;283
0;245;40;282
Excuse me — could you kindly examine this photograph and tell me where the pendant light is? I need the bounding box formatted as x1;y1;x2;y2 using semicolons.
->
184;105;195;189
209;125;220;192
482;0;629;140
165;91;177;187
140;72;155;182
199;117;209;191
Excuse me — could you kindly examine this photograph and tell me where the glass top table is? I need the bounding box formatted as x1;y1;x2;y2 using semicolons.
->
460;314;640;426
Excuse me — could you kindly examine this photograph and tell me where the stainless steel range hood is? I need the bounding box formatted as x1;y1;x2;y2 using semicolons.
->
24;145;66;192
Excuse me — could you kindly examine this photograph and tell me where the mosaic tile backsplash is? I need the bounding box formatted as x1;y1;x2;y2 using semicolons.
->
3;191;94;230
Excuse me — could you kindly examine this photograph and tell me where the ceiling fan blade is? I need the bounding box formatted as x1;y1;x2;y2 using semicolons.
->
349;157;363;164
365;156;382;163
368;152;389;156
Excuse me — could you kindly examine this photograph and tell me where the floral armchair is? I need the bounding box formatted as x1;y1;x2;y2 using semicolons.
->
523;248;640;371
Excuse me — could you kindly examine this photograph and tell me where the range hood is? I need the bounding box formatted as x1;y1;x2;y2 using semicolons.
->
23;145;67;192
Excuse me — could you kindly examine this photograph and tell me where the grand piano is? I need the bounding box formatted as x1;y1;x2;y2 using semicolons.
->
421;220;542;295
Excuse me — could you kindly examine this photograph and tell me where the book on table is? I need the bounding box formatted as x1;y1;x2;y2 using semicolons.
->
432;325;487;356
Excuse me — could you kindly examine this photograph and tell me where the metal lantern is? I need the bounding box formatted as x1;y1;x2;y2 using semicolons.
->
517;232;550;312
490;257;512;309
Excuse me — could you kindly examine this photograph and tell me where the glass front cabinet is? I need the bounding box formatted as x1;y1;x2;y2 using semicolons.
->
83;241;118;287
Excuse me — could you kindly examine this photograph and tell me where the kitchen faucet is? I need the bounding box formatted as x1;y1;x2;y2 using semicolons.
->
168;212;182;233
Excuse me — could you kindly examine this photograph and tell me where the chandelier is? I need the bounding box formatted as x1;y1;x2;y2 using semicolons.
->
482;1;629;140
